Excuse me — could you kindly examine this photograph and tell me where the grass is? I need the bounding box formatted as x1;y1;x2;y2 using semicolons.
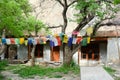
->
104;66;116;75
0;60;8;80
104;66;120;80
116;77;120;80
6;64;80;78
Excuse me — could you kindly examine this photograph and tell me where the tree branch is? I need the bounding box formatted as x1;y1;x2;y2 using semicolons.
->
68;0;77;7
56;0;64;7
71;44;81;55
47;25;63;28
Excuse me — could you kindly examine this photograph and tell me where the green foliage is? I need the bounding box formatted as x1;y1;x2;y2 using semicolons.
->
0;0;48;37
114;0;120;4
0;0;31;37
0;60;8;80
0;74;4;80
75;0;120;23
0;60;8;71
6;64;80;78
116;77;120;80
104;67;116;75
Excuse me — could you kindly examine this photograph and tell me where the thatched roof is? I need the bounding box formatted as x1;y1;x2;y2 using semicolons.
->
96;11;120;37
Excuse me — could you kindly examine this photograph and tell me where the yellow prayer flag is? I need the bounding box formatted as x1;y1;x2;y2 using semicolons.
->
63;35;68;43
0;38;1;43
20;38;25;44
87;37;91;44
25;40;28;46
86;27;93;36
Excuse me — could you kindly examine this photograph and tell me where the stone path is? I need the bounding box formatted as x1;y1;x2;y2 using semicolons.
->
80;66;114;80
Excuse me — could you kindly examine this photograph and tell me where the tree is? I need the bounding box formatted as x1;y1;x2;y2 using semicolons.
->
27;0;120;66
0;0;31;55
0;0;48;65
55;0;120;66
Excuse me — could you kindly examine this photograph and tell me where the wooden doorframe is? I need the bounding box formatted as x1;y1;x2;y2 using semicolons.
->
81;43;100;61
51;46;60;62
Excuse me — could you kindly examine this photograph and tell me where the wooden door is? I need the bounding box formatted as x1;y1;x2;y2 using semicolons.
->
81;43;99;60
51;46;60;62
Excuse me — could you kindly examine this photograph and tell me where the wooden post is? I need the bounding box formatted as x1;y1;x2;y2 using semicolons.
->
92;53;94;60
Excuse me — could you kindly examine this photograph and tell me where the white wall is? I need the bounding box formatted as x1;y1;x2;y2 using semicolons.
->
107;38;119;63
43;45;51;61
17;45;28;60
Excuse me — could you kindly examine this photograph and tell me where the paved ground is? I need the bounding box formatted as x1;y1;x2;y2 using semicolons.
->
80;66;114;80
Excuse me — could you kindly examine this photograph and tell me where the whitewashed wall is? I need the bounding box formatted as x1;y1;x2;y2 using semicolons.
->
17;45;28;60
107;38;119;63
43;45;51;61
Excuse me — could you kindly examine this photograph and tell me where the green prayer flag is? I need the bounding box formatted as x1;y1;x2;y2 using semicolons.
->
81;38;87;46
15;38;19;44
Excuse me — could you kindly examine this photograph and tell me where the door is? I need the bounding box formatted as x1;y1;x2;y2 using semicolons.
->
35;44;44;58
51;46;60;62
81;43;99;60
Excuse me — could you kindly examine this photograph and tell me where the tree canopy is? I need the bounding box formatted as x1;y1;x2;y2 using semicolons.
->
0;0;47;37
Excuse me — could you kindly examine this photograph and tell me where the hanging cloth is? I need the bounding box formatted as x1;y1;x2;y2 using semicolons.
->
68;37;73;46
15;38;19;44
0;38;1;44
28;38;33;45
56;36;61;46
87;37;91;44
63;35;68;43
32;38;37;45
2;38;6;44
19;38;25;44
81;38;87;46
25;40;28;46
52;37;58;46
50;40;54;47
72;38;77;44
10;38;15;44
59;33;64;41
86;27;93;36
6;39;11;45
76;37;82;44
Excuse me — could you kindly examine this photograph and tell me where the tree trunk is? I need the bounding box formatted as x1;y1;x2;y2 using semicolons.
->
31;45;36;66
0;29;7;56
63;44;73;66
